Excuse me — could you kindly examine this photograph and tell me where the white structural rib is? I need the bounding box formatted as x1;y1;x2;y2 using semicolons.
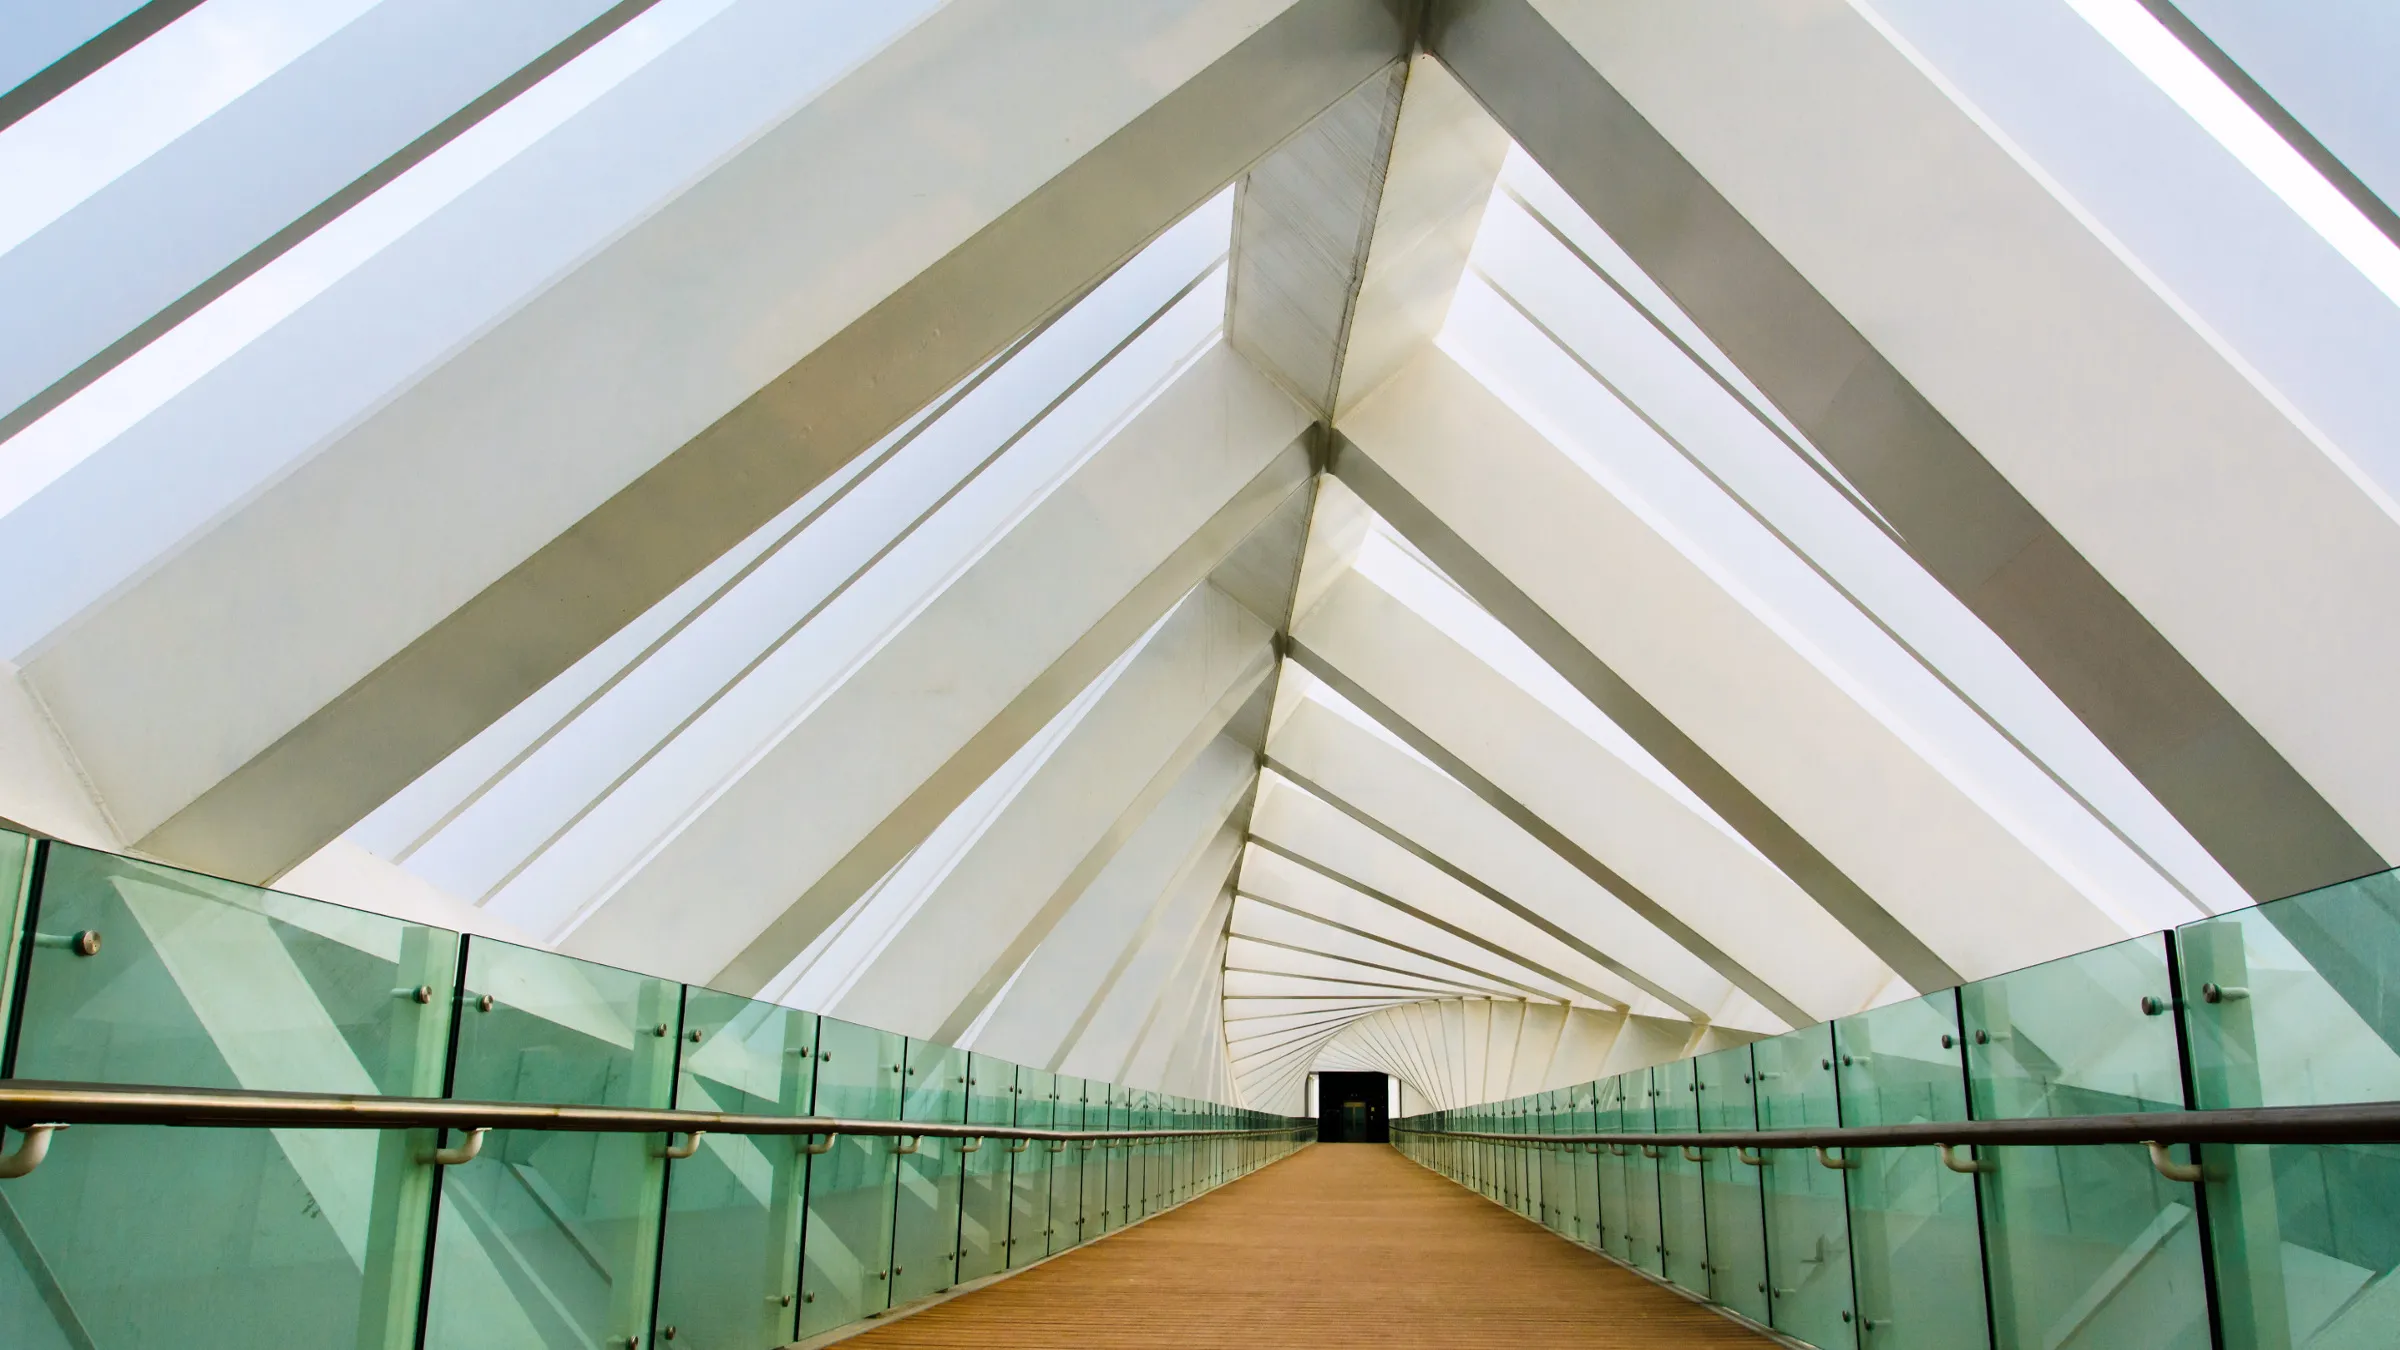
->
540;344;1308;986
9;0;1407;885
824;584;1276;1041
1337;349;2129;981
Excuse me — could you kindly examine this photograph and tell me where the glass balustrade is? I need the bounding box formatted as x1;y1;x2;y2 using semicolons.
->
1393;861;2400;1350
0;828;1306;1350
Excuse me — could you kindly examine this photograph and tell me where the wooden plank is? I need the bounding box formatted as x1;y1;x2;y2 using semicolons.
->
837;1143;1774;1347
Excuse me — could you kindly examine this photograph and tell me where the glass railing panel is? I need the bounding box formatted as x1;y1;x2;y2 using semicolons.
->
1623;1069;1665;1277
1046;1076;1085;1254
1835;989;1988;1350
1568;1083;1600;1249
1131;1090;1158;1221
1962;931;2207;1350
956;1056;1017;1283
1756;1021;1857;1348
1536;1089;1567;1236
1696;1042;1771;1324
0;828;30;1056
1596;1077;1631;1261
652;989;814;1350
426;936;677;1350
1098;1084;1128;1232
891;1038;967;1306
1656;1056;1710;1297
2180;868;2400;1350
796;1016;904;1337
5;842;459;1350
1007;1068;1054;1269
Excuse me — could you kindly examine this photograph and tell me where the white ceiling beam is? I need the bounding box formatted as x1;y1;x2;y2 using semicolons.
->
1425;0;2393;896
824;585;1274;1039
1338;349;2129;982
21;0;1409;886
533;345;1307;985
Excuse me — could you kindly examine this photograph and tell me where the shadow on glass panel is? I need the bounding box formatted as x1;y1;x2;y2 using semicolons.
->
653;989;815;1349
1963;932;2209;1350
796;1017;903;1338
2;842;455;1350
1756;1022;1856;1349
1835;989;1989;1350
2183;868;2400;1350
424;937;678;1350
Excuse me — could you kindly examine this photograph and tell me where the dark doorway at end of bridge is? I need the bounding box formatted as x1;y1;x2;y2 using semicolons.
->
1317;1071;1389;1144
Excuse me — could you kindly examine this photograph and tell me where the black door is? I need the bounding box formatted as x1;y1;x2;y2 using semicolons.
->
1316;1071;1389;1143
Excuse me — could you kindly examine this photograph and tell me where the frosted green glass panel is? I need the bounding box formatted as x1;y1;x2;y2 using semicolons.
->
0;828;30;1057
1080;1086;1110;1239
1103;1085;1132;1231
1595;1078;1631;1261
797;1017;904;1337
1007;1069;1054;1269
1622;1071;1664;1277
1835;990;1988;1350
1756;1022;1857;1348
653;992;813;1350
2182;869;2400;1350
1129;1091;1157;1220
1964;932;2207;1350
1697;1043;1770;1324
1047;1077;1086;1253
889;1040;966;1306
956;1057;1016;1282
1537;1090;1571;1237
1656;1057;1710;1296
1567;1084;1600;1248
427;938;677;1350
5;844;458;1350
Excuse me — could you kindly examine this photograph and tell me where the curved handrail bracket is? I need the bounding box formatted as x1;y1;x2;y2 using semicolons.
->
0;1124;65;1180
805;1133;839;1156
1939;1142;1995;1175
1816;1145;1860;1171
2146;1140;2207;1184
422;1127;487;1167
654;1130;705;1161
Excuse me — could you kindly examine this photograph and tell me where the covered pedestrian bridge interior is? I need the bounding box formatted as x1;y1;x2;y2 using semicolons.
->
2;1;2398;1347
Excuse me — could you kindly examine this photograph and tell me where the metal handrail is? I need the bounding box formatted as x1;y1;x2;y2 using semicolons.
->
0;1080;1305;1146
1390;1099;2400;1150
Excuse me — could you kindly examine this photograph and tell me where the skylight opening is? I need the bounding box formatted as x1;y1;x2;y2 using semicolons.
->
1346;528;1767;865
352;189;1234;934
0;0;940;659
2061;0;2400;310
0;0;378;259
1441;165;2245;932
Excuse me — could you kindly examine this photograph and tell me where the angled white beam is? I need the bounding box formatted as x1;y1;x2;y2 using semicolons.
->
1234;891;1559;1000
823;584;1275;1038
968;745;1254;1070
1325;432;1952;990
1243;833;1638;1013
1057;859;1237;1082
21;0;1408;885
531;346;1308;986
1338;350;2130;982
1332;54;1511;418
1228;929;1521;999
1425;0;2392;896
1123;891;1235;1085
1282;581;1891;1022
1228;55;1406;416
1283;621;1812;1024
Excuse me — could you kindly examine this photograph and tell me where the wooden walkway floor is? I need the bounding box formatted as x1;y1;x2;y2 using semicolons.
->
840;1143;1776;1349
